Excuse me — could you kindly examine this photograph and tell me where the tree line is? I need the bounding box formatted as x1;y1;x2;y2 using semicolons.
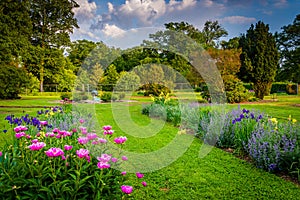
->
0;0;299;101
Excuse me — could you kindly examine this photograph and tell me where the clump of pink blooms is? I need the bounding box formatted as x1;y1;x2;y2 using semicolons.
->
114;136;127;144
14;125;28;132
28;142;46;151
45;147;64;157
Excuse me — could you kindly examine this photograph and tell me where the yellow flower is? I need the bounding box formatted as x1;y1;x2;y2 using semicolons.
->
49;111;54;116
288;115;292;121
270;118;278;124
292;119;297;123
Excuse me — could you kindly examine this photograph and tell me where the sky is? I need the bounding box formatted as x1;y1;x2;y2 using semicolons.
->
71;0;300;49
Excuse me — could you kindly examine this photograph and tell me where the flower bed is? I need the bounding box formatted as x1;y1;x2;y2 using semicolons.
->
0;106;146;199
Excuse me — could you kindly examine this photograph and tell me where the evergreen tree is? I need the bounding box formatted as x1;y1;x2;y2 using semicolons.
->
275;14;300;82
238;21;279;99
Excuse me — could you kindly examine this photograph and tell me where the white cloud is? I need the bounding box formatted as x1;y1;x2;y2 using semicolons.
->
107;2;114;13
274;0;288;7
221;16;256;24
102;24;126;38
73;0;97;22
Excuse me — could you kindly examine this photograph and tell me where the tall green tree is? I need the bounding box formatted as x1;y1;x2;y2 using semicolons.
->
239;21;279;99
202;20;228;48
30;0;79;91
0;0;32;64
275;14;300;82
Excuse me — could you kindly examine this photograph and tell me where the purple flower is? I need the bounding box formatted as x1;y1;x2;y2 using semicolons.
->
111;157;118;163
98;138;107;143
28;142;46;151
121;185;133;194
3;129;7;133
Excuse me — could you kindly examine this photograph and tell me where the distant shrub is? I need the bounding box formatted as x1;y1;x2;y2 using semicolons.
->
101;92;112;102
0;64;29;99
60;92;72;100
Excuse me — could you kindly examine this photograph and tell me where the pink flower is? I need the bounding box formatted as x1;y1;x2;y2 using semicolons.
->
40;121;48;126
79;119;85;124
14;126;27;133
0;151;2;157
103;130;114;135
64;145;73;151
45;147;64;157
52;128;59;133
97;162;110;169
79;126;87;134
98;138;107;143
102;125;112;131
136;172;144;179
56;134;61;139
121;185;133;194
15;132;26;139
92;140;99;145
141;181;147;187
31;139;39;143
61;155;66;160
78;137;88;144
111;157;118;163
72;128;77;133
121;171;126;175
76;148;89;159
97;154;111;163
122;156;128;161
26;134;31;139
46;132;55;137
114;136;127;144
87;133;98;140
36;132;41;137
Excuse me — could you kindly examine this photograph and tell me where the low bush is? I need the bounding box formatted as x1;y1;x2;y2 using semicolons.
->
60;92;72;100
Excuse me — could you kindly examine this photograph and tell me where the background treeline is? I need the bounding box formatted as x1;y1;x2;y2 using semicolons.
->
0;0;299;102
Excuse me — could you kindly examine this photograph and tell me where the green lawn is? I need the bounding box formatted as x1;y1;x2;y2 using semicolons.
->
0;95;300;199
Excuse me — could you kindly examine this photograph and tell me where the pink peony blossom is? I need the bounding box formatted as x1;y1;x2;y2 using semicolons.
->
103;130;114;135
97;162;110;169
45;147;64;157
52;128;59;133
121;171;126;175
79;119;85;124
97;154;111;163
114;136;127;144
76;148;89;159
26;134;31;139
121;185;133;194
40;121;48;126
122;156;128;161
31;139;39;143
87;133;98;140
98;138;107;143
141;181;147;187
64;145;73;151
15;132;26;139
0;151;2;157
102;125;112;131
136;172;144;179
14;125;28;133
111;157;118;163
78;137;88;144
